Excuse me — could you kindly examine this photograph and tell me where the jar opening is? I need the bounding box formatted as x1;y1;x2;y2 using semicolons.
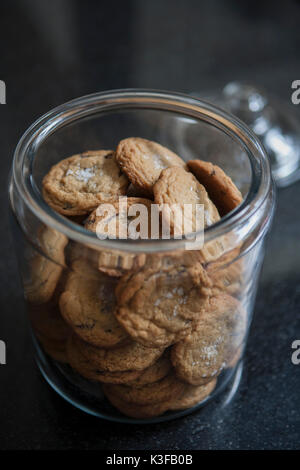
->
12;89;273;254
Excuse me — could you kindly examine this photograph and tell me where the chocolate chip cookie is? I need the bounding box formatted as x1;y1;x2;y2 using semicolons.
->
170;378;217;410
103;388;170;419
59;259;128;348
84;197;153;276
188;160;243;216
103;376;216;418
206;247;243;297
103;372;185;406
153;166;220;235
67;334;143;384
74;334;164;373
115;257;212;348
115;138;186;197
25;227;68;304
171;294;243;385
127;351;172;386
43;150;129;216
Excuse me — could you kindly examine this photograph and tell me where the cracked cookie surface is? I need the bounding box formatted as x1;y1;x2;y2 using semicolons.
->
43;150;129;215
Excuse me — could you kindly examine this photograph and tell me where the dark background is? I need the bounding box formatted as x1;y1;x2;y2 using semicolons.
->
0;0;300;450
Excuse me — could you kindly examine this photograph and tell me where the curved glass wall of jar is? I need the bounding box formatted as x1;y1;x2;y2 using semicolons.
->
9;90;275;423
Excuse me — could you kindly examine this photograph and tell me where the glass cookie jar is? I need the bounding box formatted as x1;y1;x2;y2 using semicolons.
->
9;90;275;423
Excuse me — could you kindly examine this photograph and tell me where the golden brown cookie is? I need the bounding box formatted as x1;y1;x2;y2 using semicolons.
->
187;160;243;216
103;377;216;418
84;197;153;276
103;388;170;419
169;378;217;410
25;227;68;304
115;257;212;348
59;259;128;348
210;261;243;297
67;334;143;384
103;372;185;406
127;351;172;386
153;166;220;235
75;334;164;373
115;138;186;197
206;247;243;297
43;150;129;216
171;294;243;385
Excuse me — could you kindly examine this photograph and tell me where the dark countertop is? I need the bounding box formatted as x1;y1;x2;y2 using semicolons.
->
0;0;300;450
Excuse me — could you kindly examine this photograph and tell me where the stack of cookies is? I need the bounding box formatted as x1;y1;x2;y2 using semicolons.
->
26;137;246;419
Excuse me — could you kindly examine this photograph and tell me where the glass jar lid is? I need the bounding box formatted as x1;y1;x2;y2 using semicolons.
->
193;82;300;187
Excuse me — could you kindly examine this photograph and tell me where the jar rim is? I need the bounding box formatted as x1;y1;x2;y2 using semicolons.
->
11;88;273;253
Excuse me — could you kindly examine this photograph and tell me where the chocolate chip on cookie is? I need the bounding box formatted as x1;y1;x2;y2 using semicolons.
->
43;150;129;216
59;259;128;348
115;138;186;197
187;160;243;216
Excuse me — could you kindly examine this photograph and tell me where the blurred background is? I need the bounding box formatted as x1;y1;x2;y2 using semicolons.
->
1;0;300;450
